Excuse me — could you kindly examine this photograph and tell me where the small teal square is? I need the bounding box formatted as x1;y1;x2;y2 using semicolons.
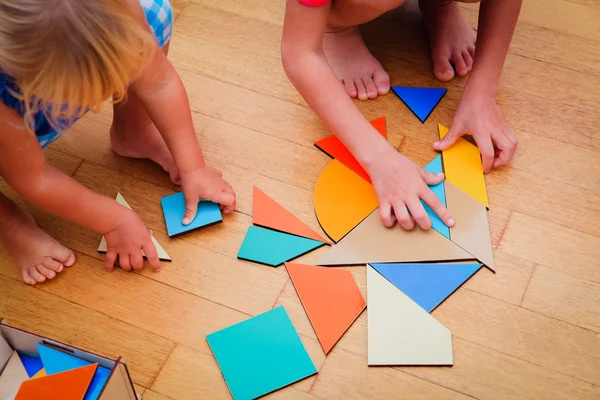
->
207;306;317;400
160;192;222;237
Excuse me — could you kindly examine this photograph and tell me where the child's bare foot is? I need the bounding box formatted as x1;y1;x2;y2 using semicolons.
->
0;197;75;285
323;27;390;100
421;0;476;81
110;120;181;185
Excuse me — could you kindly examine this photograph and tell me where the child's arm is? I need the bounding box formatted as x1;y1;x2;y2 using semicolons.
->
126;0;235;225
434;0;522;172
282;0;454;230
0;104;160;272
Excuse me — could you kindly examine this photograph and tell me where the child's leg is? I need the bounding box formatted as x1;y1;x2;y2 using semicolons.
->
110;40;181;184
420;0;477;81
0;191;75;285
323;0;405;100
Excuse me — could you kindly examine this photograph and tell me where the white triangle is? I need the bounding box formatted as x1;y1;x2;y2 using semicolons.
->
367;265;453;366
0;351;30;398
98;193;171;261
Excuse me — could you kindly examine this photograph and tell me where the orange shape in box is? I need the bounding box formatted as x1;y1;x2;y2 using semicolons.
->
285;262;366;354
15;364;97;400
252;187;330;244
314;117;387;183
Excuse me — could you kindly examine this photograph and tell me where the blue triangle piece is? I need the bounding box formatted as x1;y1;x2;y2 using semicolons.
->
37;344;111;400
422;155;450;239
370;263;482;312
391;87;447;123
18;353;43;378
238;226;325;267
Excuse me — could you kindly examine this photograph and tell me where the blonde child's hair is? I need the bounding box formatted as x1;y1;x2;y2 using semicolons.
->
0;0;157;131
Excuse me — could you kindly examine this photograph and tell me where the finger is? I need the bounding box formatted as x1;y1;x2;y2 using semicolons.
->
35;264;56;279
419;168;444;186
182;194;198;225
421;188;455;227
473;134;495;173
393;202;414;230
130;251;144;271
143;241;161;272
493;129;518;169
105;251;117;272
406;199;432;230
28;266;46;283
433;123;463;151
379;202;396;228
119;253;132;271
213;190;236;215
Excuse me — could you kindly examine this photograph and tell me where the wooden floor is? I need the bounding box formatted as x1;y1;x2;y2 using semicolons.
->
1;0;600;398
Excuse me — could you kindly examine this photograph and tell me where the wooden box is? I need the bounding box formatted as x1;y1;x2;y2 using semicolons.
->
0;319;140;399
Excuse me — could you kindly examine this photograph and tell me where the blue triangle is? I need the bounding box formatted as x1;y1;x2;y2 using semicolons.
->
391;87;447;122
238;226;325;267
18;353;43;377
38;344;111;400
370;263;482;312
422;155;450;239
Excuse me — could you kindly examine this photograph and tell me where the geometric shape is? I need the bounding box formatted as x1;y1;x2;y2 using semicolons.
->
317;209;474;266
438;123;489;208
0;351;30;399
160;192;223;237
237;226;325;267
445;181;495;272
98;193;171;261
31;369;46;379
422;155;450;239
285;262;366;354
14;364;97;400
314;160;378;243
370;262;482;312
314;116;387;183
37;345;111;400
367;265;453;366
206;306;317;400
391;87;447;123
17;354;43;378
252;187;330;244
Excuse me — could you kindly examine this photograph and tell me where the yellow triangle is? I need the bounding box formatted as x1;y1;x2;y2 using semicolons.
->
438;124;489;208
97;193;171;261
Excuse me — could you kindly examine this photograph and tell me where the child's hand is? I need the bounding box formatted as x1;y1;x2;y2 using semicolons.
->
433;92;518;173
366;147;455;230
180;165;236;224
103;209;160;273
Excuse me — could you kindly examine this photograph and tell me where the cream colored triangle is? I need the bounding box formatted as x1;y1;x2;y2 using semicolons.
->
98;193;171;261
316;209;473;266
0;351;30;398
446;181;495;271
367;265;453;366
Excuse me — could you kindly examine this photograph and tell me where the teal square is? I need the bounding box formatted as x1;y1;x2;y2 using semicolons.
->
207;306;317;400
160;192;222;237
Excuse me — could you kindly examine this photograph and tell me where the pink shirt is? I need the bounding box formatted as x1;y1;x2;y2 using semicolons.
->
298;0;330;6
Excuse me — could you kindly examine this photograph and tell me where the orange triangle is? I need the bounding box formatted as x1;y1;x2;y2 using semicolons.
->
285;262;366;354
15;363;97;400
252;187;330;244
314;117;387;183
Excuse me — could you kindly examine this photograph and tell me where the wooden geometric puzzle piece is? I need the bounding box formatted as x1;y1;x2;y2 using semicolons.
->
314;116;387;183
0;351;30;399
391;87;447;123
316;209;473;266
446;181;495;271
367;265;453;366
285;262;366;354
98;193;171;261
161;192;222;237
422;155;450;239
252;187;330;244
314;160;378;243
14;364;97;400
438;123;489;208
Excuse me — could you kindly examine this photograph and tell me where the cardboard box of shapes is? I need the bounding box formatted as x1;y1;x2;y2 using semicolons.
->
0;319;141;400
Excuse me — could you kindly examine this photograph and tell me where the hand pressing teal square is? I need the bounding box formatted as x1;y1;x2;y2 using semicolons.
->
206;306;317;400
160;192;222;237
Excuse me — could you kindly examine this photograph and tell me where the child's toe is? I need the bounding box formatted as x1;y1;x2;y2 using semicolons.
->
432;54;455;82
362;77;378;99
354;79;368;101
343;80;358;98
452;52;468;76
36;264;56;279
43;257;63;273
29;266;46;283
21;269;37;286
373;68;390;95
462;50;473;71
